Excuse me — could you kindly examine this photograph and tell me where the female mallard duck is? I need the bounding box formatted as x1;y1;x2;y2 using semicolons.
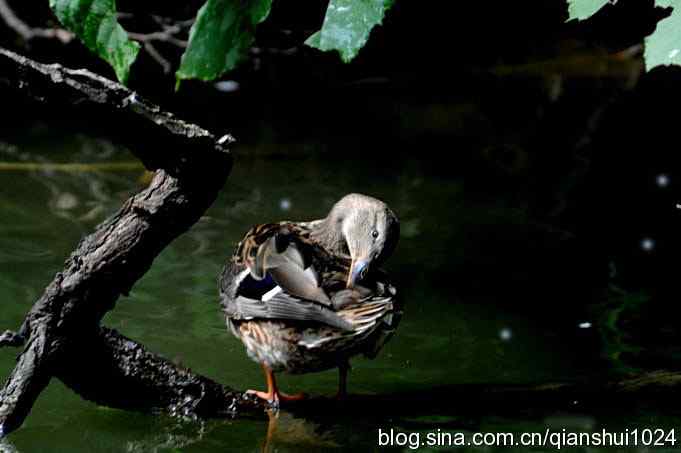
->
219;193;400;404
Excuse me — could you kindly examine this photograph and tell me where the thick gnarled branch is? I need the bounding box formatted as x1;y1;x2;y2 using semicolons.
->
0;47;265;437
0;47;234;175
58;327;262;418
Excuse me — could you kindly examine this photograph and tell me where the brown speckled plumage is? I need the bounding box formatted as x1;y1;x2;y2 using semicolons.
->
218;194;400;398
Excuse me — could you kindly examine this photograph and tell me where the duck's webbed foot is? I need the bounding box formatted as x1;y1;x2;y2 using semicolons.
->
250;363;307;406
247;389;308;406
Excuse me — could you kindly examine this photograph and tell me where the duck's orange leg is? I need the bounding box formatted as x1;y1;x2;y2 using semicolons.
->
248;364;307;405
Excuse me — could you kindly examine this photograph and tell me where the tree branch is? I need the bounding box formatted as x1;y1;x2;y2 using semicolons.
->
0;331;23;348
125;17;191;74
0;47;264;437
0;0;73;43
57;327;262;418
0;0;190;74
0;47;234;174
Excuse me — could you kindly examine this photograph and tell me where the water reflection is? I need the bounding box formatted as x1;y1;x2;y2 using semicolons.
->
261;411;339;452
123;420;211;453
0;439;19;453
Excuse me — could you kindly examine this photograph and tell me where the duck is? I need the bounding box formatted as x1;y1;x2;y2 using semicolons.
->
219;193;401;404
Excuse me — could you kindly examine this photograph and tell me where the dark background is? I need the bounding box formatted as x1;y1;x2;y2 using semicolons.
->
2;0;681;375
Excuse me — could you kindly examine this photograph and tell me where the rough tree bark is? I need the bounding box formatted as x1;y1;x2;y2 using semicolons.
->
0;47;264;438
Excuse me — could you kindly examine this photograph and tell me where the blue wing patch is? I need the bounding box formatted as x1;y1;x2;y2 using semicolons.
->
238;272;276;299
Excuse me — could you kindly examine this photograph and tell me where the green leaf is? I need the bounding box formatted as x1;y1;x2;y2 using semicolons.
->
644;0;681;70
176;0;272;82
568;0;681;72
305;0;394;63
49;0;140;84
566;0;610;21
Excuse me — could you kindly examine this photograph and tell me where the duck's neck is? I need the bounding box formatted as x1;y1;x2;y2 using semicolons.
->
310;216;347;256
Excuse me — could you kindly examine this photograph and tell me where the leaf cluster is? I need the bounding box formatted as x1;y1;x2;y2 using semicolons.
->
49;0;394;84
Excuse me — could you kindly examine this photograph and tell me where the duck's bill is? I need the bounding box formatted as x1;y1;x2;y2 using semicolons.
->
347;259;369;288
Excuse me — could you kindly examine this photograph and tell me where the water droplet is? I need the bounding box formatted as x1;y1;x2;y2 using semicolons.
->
217;134;235;145
656;173;670;187
641;237;655;252
55;192;79;210
578;322;592;329
499;327;512;341
279;198;291;211
214;80;240;93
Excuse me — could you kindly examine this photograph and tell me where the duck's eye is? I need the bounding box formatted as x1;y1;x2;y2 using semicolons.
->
371;230;379;239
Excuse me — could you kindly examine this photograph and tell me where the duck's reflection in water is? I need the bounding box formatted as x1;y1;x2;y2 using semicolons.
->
261;410;339;452
0;438;20;453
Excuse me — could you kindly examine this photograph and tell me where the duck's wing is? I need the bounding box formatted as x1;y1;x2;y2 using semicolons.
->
235;222;336;306
226;292;352;331
296;283;399;350
220;221;355;330
357;282;402;359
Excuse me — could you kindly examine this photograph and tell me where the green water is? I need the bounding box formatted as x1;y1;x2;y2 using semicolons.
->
0;127;679;452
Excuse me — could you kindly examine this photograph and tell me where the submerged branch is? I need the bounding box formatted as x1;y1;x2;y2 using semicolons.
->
57;327;263;417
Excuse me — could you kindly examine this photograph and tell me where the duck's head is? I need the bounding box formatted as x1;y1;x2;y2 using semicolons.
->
319;193;399;288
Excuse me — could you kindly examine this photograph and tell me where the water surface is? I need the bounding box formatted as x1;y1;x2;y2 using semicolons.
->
0;127;676;452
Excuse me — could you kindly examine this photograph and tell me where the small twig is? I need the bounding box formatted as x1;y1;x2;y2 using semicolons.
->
127;31;188;49
125;14;192;49
125;17;192;73
151;16;195;29
0;1;189;76
0;0;72;43
141;42;172;74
